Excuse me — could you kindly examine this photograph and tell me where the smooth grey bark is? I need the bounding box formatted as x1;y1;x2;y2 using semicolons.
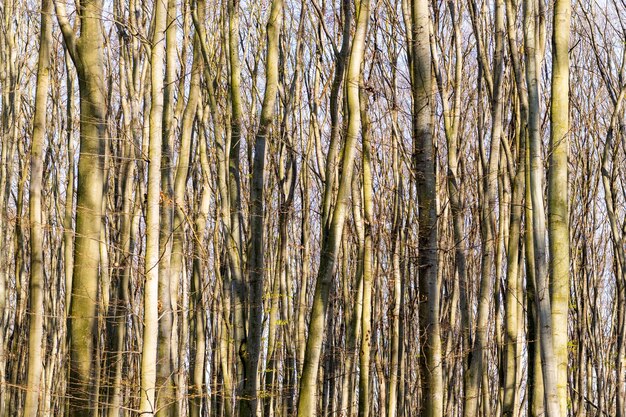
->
464;2;504;416
189;109;211;417
191;3;236;414
155;0;177;414
227;2;246;407
319;0;352;231
387;68;403;417
409;1;442;416
524;1;561;416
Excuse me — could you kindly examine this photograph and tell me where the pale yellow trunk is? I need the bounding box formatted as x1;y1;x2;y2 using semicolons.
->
24;0;51;414
297;1;370;414
140;0;167;414
548;2;571;415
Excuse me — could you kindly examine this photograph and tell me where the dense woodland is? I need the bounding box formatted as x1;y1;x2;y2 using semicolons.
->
0;0;624;416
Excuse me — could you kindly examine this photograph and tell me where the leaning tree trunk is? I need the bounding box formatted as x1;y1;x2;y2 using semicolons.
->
296;0;370;414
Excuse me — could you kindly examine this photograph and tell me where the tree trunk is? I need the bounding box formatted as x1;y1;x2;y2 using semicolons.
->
297;1;370;414
139;0;167;413
241;0;284;414
155;0;178;413
548;2;571;415
358;85;373;417
524;1;561;415
24;0;51;414
227;2;246;407
409;1;443;416
55;1;107;414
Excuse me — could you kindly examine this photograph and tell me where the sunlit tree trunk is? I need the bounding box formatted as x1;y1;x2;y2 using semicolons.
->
358;85;373;417
241;0;284;414
408;1;442;416
55;0;107;414
156;0;178;413
598;68;626;417
321;0;352;231
24;0;51;414
63;47;75;319
192;3;236;414
387;75;403;417
189;106;211;417
524;1;561;416
105;2;144;413
297;0;370;414
548;2;570;415
463;3;505;416
140;0;167;413
226;2;246;408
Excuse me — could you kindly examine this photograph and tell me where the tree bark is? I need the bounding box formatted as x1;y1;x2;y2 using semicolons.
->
155;0;178;413
24;0;52;414
524;1;561;415
241;0;284;414
409;1;442;416
297;1;370;414
358;85;373;417
140;0;167;413
55;1;107;414
548;2;571;415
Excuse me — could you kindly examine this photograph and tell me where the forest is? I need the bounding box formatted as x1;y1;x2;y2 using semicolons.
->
0;0;623;416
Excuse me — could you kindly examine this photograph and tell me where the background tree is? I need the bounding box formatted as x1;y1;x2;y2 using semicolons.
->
7;1;626;417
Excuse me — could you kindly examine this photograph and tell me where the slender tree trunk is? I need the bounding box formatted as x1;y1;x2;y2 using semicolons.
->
24;0;52;414
548;2;570;415
297;0;370;414
524;1;561;415
63;48;75;318
192;4;235;413
358;86;373;417
189;117;211;417
321;0;352;230
387;117;403;417
105;5;142;411
139;0;167;413
297;48;318;379
599;80;626;417
409;1;442;416
226;2;246;406
503;127;524;417
466;2;504;416
525;143;544;417
241;0;284;414
156;0;178;413
504;2;531;415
